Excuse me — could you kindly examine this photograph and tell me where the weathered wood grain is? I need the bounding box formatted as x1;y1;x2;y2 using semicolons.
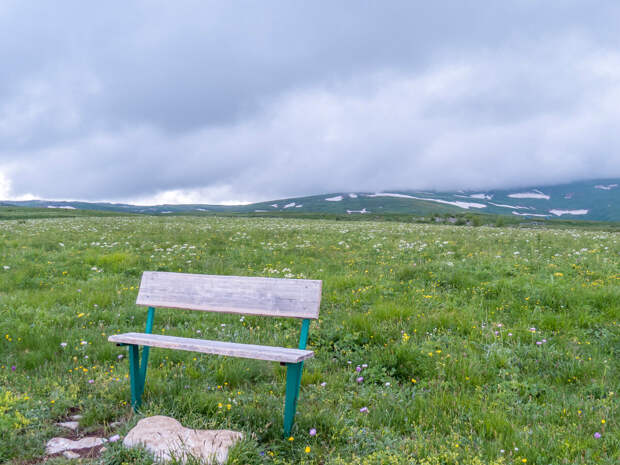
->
109;332;315;363
136;271;322;319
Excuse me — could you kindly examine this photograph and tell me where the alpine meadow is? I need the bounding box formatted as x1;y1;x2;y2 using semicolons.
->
4;1;620;464
0;215;618;464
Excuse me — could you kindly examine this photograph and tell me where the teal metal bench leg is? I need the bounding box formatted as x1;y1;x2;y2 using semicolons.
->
128;307;156;412
295;361;304;404
138;307;155;395
128;344;142;411
282;318;311;436
283;362;303;437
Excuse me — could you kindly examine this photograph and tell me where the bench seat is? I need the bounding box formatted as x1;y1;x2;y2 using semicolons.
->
109;332;315;364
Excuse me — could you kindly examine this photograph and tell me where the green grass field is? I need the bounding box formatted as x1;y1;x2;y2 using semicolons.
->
0;216;618;464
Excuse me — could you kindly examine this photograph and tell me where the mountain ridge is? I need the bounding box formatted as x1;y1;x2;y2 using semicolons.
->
2;178;619;222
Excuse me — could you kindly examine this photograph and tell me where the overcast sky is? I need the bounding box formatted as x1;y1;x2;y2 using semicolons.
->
1;1;619;204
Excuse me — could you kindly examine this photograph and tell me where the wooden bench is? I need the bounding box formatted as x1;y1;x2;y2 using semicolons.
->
109;271;322;436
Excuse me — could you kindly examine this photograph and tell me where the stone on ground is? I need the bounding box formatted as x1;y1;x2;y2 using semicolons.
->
46;437;105;455
123;416;243;464
57;421;80;431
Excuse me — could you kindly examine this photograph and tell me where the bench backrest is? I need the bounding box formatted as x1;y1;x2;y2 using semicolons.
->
136;271;322;319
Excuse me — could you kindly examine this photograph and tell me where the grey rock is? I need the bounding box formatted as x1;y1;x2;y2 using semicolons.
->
57;421;79;431
123;416;243;464
62;451;81;459
46;437;105;455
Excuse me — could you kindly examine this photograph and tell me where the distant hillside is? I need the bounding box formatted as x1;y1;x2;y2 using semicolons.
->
2;178;619;222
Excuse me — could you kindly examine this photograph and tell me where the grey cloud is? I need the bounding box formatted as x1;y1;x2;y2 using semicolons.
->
1;1;620;203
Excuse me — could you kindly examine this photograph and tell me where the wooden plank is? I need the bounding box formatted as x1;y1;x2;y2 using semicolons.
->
136;271;322;319
109;332;315;363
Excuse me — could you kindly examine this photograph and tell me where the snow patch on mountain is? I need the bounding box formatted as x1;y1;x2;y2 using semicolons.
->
325;195;343;202
347;208;368;214
508;191;550;200
470;193;493;200
435;200;487;210
367;193;486;210
594;184;618;190
48;206;76;210
549;209;589;216
512;211;549;217
367;193;416;199
283;202;296;209
489;202;529;210
348;193;358;198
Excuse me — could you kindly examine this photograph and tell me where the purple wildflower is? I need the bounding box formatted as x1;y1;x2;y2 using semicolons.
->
356;365;362;372
594;432;601;439
536;341;542;345
356;376;364;383
359;407;369;413
309;428;317;436
88;379;94;384
11;365;16;371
